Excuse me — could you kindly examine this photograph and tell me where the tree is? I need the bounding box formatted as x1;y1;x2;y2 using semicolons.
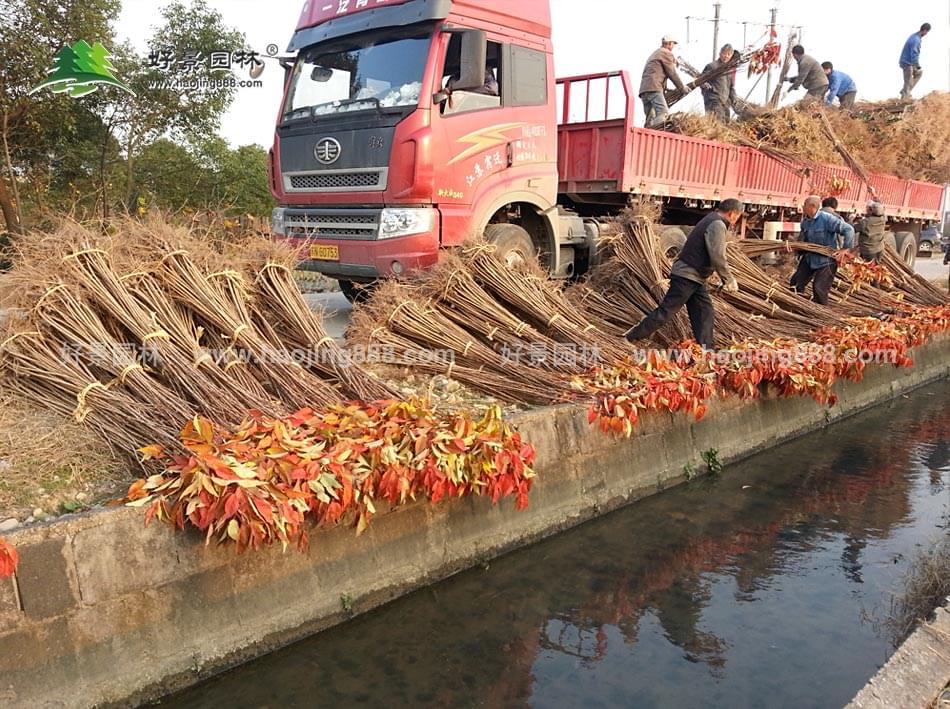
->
112;1;246;210
0;0;120;232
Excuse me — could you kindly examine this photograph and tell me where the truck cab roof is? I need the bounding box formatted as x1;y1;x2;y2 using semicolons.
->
291;0;550;51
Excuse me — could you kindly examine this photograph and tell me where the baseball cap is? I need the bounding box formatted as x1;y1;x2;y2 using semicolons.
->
662;34;678;44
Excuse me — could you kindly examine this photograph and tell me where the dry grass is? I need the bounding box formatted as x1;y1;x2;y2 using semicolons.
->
0;394;127;520
668;92;950;183
883;535;950;647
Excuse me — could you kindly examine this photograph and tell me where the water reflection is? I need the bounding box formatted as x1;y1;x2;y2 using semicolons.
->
163;381;950;709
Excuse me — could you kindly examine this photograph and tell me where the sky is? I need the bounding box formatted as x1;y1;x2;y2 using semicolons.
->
114;0;949;148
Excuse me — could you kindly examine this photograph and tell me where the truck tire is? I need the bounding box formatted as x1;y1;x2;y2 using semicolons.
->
338;279;371;304
659;226;687;258
485;223;538;269
894;231;917;268
883;231;897;253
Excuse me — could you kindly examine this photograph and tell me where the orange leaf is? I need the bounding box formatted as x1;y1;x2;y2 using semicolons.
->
0;538;19;578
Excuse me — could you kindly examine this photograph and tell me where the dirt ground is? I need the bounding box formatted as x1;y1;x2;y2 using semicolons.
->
0;396;129;530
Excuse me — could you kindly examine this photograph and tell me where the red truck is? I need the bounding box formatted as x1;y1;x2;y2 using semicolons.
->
269;0;945;300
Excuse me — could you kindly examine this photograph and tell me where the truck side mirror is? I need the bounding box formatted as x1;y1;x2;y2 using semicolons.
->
452;29;487;92
310;66;333;82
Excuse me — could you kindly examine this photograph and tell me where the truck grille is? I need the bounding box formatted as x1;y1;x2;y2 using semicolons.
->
283;168;387;192
283;209;380;240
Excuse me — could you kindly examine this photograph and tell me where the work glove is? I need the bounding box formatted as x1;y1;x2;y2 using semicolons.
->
722;277;739;293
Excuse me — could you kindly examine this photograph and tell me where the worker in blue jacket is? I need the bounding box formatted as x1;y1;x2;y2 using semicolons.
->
820;62;857;109
792;195;855;305
899;23;930;99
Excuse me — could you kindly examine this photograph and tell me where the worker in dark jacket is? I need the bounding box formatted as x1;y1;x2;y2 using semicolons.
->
821;62;857;109
899;23;930;99
625;199;743;349
856;201;886;262
639;34;691;128
701;44;738;122
792;195;855;304
786;45;828;103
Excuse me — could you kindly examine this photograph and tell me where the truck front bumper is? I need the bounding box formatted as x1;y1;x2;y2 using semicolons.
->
273;206;440;281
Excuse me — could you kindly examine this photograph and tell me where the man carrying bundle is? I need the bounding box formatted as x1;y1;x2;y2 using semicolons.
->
701;44;738;122
624;199;742;349
792;195;855;305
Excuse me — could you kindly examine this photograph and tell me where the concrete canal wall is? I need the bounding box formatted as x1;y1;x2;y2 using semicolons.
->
847;597;950;709
1;335;948;707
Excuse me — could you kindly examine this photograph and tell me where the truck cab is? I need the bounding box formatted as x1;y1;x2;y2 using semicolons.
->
270;0;586;296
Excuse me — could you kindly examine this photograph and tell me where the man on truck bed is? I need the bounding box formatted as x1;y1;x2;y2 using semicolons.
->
899;23;930;99
786;45;828;103
701;44;738;123
639;34;691;128
624;199;742;349
821;62;857;109
792;195;855;305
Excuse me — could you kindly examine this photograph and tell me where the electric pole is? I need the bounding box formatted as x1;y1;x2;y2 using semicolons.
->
765;8;777;103
712;2;721;61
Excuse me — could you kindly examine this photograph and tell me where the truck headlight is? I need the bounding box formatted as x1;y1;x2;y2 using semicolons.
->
378;208;435;240
271;207;286;236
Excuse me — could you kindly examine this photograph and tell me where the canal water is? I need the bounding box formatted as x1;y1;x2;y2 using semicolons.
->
163;380;950;709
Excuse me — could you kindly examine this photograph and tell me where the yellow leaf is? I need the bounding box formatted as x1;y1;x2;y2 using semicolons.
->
227;519;239;540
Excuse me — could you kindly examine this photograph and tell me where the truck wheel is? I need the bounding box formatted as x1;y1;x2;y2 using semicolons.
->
485;223;538;269
338;280;372;304
894;232;917;268
659;227;687;258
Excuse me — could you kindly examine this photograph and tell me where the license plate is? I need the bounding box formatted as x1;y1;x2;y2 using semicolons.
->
309;244;339;261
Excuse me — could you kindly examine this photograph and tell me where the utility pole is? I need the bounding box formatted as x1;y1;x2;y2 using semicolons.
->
712;2;722;61
765;7;777;104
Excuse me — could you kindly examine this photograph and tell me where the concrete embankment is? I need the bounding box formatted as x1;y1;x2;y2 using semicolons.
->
1;335;948;708
847;597;950;709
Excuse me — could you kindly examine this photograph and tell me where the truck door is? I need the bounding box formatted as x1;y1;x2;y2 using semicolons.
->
431;29;556;248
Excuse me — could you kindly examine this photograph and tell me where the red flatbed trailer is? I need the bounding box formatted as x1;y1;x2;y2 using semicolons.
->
556;71;943;222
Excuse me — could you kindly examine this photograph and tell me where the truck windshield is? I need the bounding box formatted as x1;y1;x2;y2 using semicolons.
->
283;24;433;119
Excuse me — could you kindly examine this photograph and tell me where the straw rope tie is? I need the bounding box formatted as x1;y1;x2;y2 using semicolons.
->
487;327;499;341
74;381;108;422
116;362;144;385
160;249;190;263
35;284;68;310
388;301;412;325
230;323;250;341
63;247;107;262
0;330;42;350
194;352;215;367
207;269;244;283
142;329;170;342
315;336;334;349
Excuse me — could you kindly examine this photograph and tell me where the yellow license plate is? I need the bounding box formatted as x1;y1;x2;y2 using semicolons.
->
309;244;339;261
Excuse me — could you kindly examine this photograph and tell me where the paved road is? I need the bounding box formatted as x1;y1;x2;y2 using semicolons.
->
914;253;949;287
303;291;352;342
